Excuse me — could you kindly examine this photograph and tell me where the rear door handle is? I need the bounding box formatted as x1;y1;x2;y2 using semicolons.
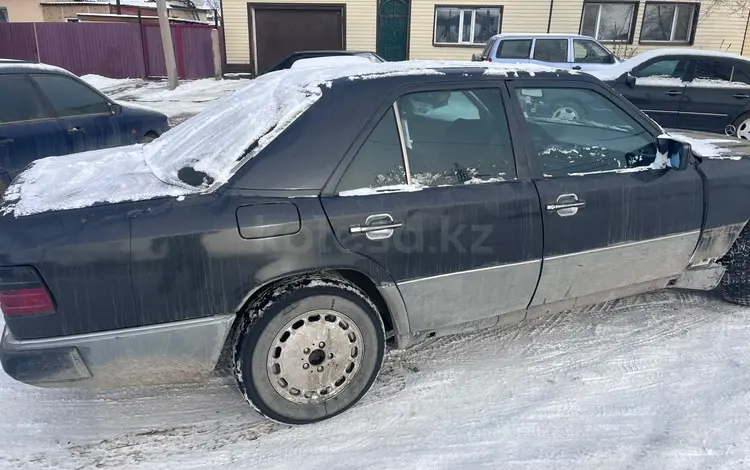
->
547;193;586;217
572;65;582;70
0;138;14;145
349;213;402;240
665;90;683;96
67;127;85;134
734;94;750;99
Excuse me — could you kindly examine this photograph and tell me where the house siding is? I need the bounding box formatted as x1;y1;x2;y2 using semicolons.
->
0;0;44;22
409;0;549;60
222;0;750;68
223;0;376;68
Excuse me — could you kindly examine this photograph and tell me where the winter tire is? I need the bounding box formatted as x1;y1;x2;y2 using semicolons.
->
233;276;385;424
731;113;750;140
721;227;750;306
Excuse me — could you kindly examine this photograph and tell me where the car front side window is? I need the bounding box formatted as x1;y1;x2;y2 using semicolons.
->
573;39;612;64
30;74;111;117
513;86;658;176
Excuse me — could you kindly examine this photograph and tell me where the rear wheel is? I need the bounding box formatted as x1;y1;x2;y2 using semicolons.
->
730;113;750;139
233;276;385;424
721;227;750;305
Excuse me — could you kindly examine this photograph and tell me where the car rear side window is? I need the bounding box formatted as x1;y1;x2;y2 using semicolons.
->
396;88;516;186
336;108;407;194
30;74;111;117
497;39;532;59
513;87;657;176
533;39;567;63
0;75;51;124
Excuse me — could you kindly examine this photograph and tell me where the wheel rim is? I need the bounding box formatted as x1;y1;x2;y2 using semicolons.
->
266;309;364;405
552;106;579;121
736;119;750;140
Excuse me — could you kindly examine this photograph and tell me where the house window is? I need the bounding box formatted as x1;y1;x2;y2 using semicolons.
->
640;3;698;43
66;18;80;23
0;8;9;22
580;2;638;43
434;6;502;46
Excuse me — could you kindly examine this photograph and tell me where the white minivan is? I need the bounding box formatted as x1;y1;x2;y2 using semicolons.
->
472;33;622;72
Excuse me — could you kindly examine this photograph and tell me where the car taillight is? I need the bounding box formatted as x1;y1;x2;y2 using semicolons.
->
0;267;54;315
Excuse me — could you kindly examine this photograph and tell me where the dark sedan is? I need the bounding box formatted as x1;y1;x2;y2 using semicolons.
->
591;49;750;138
3;60;750;426
0;61;169;191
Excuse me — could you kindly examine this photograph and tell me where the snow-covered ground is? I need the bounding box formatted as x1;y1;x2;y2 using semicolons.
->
3;289;750;468
81;75;252;126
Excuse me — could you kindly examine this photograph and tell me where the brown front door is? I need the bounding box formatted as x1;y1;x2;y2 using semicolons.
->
250;4;345;75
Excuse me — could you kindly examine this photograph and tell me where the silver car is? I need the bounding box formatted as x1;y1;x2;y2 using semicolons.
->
472;33;621;72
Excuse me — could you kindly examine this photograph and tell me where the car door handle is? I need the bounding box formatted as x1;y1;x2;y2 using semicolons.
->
546;194;586;217
349;213;402;240
0;138;14;146
665;90;683;96
572;65;582;70
67;127;85;134
734;94;750;99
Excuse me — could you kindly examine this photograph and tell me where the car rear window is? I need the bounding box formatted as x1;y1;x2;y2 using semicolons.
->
497;39;532;59
481;38;497;58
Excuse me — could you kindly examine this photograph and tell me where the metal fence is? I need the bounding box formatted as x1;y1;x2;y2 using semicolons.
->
0;22;219;79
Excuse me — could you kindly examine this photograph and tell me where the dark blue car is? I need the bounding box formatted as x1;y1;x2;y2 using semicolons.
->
0;60;169;191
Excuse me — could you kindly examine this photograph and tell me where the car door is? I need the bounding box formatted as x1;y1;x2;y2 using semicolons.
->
572;38;617;72
493;38;531;64
29;73;121;154
611;56;690;128
506;80;703;307
321;83;543;333
678;57;750;134
0;74;69;189
529;38;571;69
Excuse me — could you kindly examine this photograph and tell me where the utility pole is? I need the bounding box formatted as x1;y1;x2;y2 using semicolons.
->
156;0;179;90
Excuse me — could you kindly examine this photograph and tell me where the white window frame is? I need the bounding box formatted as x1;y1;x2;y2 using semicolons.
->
65;18;80;23
0;7;9;22
581;2;637;43
434;6;502;46
640;2;697;43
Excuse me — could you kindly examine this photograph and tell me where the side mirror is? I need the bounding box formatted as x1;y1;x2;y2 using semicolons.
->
608;54;617;64
657;137;693;171
109;103;122;115
623;73;637;88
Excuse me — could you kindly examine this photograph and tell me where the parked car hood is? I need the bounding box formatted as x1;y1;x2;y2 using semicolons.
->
665;128;750;159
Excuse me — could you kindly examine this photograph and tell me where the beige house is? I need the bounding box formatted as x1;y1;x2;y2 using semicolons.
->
222;0;750;75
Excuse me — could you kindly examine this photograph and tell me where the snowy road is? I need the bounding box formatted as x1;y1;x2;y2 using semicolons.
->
3;289;750;469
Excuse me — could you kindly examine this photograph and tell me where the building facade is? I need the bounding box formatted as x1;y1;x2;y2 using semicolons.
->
222;0;750;74
0;0;209;24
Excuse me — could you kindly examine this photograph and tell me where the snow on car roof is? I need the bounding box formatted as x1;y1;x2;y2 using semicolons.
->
290;55;373;69
591;48;750;80
1;60;558;217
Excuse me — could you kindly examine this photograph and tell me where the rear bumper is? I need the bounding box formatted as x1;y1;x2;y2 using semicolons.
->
0;315;234;388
